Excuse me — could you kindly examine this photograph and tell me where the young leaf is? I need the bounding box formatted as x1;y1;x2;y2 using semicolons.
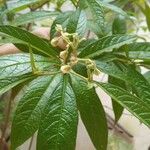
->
96;82;150;127
11;11;59;26
79;35;136;58
37;74;78;150
70;73;108;150
67;9;87;36
0;25;58;57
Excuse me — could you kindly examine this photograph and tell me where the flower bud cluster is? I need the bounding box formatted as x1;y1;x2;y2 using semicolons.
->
51;24;83;74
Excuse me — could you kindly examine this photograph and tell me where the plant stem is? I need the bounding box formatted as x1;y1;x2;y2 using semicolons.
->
70;70;88;81
70;0;77;8
0;96;12;149
37;71;61;76
86;30;91;39
29;45;37;73
30;0;50;11
28;136;34;150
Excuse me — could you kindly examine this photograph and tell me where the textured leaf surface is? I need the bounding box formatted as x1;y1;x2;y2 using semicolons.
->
126;42;150;60
3;0;39;14
144;71;150;83
80;0;105;35
96;82;150;127
11;11;59;26
79;35;135;58
37;74;78;150
96;0;127;16
0;37;23;44
0;25;58;57
112;15;127;34
11;75;56;149
50;12;71;39
71;73;108;150
96;61;150;106
67;9;87;36
0;53;58;95
0;74;35;95
108;76;124;122
110;15;127;122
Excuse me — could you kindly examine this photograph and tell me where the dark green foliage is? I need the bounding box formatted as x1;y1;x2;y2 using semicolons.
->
0;0;150;150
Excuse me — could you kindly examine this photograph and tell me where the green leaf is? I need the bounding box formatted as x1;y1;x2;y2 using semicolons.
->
37;74;78;150
0;53;58;95
110;14;127;122
0;53;58;77
0;25;58;57
67;9;87;36
11;11;59;26
50;12;71;39
2;0;39;15
144;2;150;31
79;35;136;58
0;37;23;45
129;52;150;61
72;64;88;77
112;15;127;34
96;82;150;127
70;73;108;150
86;19;105;37
125;42;150;60
11;75;55;149
79;0;105;36
78;39;96;52
108;76;124;122
144;71;150;83
96;61;150;106
0;74;35;96
96;0;127;16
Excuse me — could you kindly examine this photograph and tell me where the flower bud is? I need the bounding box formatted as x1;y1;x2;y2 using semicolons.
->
51;37;59;47
61;65;71;74
59;50;68;60
56;24;63;32
70;56;78;65
94;68;100;75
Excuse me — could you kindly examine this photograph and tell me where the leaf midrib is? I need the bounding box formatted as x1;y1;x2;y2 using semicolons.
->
96;82;150;127
19;75;58;130
84;38;134;58
55;75;66;148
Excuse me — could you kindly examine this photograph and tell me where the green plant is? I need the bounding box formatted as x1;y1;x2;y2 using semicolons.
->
0;0;150;150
